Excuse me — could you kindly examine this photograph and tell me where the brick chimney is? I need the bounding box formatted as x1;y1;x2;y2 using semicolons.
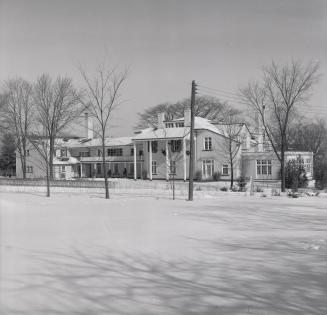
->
184;108;191;127
157;112;165;129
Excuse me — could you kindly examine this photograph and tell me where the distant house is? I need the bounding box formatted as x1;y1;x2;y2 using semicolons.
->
16;110;314;183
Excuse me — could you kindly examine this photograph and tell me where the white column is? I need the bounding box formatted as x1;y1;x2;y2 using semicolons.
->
166;140;169;181
183;137;187;181
149;140;152;180
133;142;137;180
80;163;82;178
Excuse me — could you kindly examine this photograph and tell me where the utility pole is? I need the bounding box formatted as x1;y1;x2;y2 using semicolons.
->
188;80;197;201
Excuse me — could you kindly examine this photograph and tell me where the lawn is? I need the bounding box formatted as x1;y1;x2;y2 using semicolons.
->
0;191;326;315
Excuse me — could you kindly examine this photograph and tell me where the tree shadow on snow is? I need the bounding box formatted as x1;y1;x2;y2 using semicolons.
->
2;241;326;315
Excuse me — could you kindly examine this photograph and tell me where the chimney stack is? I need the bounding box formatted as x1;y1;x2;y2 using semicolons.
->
157;112;165;129
84;112;94;139
184;108;191;127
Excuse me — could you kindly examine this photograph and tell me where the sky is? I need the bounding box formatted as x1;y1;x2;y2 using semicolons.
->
0;0;326;137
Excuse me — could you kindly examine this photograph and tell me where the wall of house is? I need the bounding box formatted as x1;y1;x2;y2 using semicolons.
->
241;151;280;180
142;140;189;180
195;130;242;180
16;147;47;179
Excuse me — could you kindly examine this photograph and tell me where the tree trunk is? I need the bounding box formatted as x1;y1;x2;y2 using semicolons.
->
46;162;50;197
22;141;27;179
49;138;54;179
230;160;234;190
280;145;286;192
102;137;109;199
21;155;26;179
229;141;234;189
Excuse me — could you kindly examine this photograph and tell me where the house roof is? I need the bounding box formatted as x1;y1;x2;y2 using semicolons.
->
60;137;133;148
133;117;227;141
133;127;190;141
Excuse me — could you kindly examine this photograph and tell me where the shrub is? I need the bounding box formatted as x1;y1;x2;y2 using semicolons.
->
142;169;148;180
220;186;228;191
285;155;308;191
237;175;248;192
213;172;221;181
255;186;264;192
195;170;202;181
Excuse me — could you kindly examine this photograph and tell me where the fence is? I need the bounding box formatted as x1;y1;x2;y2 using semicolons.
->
0;177;286;194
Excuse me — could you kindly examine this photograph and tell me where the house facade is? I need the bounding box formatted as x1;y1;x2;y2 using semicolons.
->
16;110;314;182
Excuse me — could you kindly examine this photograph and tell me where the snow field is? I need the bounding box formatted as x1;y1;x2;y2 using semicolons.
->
0;192;326;314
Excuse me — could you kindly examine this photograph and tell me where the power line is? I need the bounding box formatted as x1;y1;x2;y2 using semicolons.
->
197;83;243;98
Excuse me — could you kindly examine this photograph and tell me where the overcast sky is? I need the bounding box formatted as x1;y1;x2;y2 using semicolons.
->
1;0;326;136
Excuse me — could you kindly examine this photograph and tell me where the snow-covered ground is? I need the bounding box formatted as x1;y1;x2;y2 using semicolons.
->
1;191;326;315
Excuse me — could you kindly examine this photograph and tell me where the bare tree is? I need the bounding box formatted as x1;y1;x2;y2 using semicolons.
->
78;63;128;199
0;79;34;178
216;116;245;189
241;61;319;192
136;95;239;129
33;74;81;180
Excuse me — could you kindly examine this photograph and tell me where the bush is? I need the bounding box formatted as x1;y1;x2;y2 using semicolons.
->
213;172;221;181
237;175;248;192
142;169;148;180
255;186;264;192
285;155;308;191
195;170;202;181
220;186;228;191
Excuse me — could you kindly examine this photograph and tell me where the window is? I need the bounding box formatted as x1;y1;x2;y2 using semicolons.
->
114;163;119;175
165;123;174;128
202;160;214;178
204;137;212;150
60;149;67;157
170;160;176;175
107;148;123;156
26;150;30;156
304;158;311;173
256;160;272;175
131;148;134;156
175;122;184;127
171;140;182;152
61;165;66;173
139;150;143;157
129;163;134;175
97;149;102;157
96;163;101;174
79;151;90;157
27;166;33;173
148;141;158;153
222;164;229;175
152;161;157;175
152;141;158;153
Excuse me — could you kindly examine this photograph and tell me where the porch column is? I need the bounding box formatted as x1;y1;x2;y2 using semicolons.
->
133;142;137;180
80;163;82;178
165;140;169;181
93;163;96;178
183;137;187;181
149;140;152;180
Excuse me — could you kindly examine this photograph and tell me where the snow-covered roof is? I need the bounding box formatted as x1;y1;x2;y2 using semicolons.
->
133;116;227;141
133;127;190;141
53;157;79;165
60;137;133;148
